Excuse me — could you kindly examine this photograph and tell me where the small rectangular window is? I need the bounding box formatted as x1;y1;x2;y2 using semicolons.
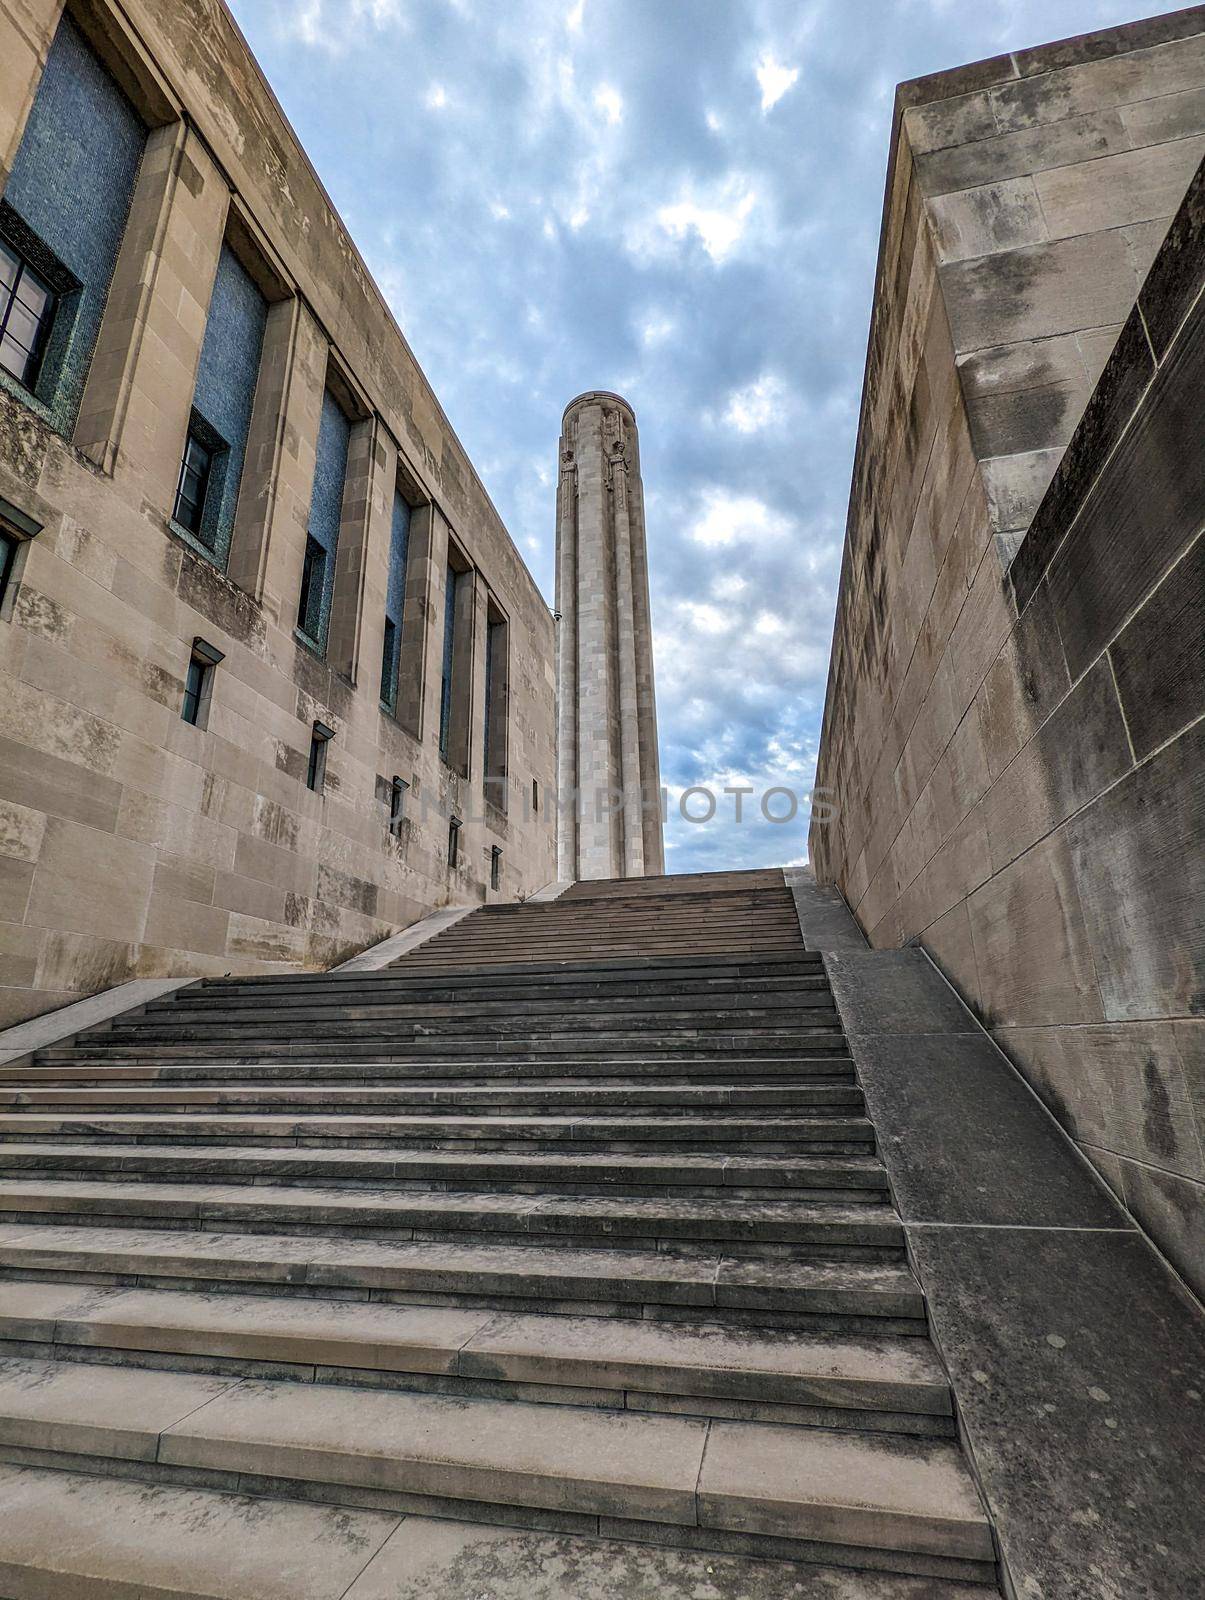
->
173;430;214;536
0;494;43;614
0;530;17;608
307;720;334;794
448;814;462;868
389;775;408;836
490;845;502;891
180;638;223;730
297;536;326;642
0;239;55;389
532;777;540;814
380;616;397;706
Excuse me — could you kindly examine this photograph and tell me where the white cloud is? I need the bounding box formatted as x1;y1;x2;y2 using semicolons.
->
639;311;675;346
425;83;448;110
629;175;759;265
756;52;799;112
689;489;792;549
724;372;789;434
566;0;585;32
593;84;623;125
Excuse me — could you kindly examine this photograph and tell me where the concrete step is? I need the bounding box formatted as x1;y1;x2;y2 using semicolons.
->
34;1034;848;1062
0;1144;891;1198
0;1082;865;1113
0;1178;904;1252
0;1463;996;1599
0;1356;994;1575
0;1056;859;1085
205;948;825;987
16;1054;856;1081
0;1281;952;1429
0;1111;876;1150
88;1016;846;1045
162;972;832;1006
0;1224;927;1330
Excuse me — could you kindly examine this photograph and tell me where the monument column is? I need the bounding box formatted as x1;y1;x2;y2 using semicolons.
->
555;392;664;880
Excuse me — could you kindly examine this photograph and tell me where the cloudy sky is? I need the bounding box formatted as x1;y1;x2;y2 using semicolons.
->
228;0;1166;873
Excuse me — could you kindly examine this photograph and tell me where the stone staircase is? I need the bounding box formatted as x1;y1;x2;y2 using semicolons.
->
0;870;998;1596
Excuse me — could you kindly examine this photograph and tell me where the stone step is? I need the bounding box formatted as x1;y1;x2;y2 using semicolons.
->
35;1033;848;1062
0;1111;876;1151
0;1224;927;1329
16;1054;857;1080
0;1464;997;1599
0;1281;952;1427
0;1143;889;1198
0;1179;903;1252
203;948;826;988
89;1014;845;1044
0;1356;994;1574
166;973;831;1006
0;1082;865;1112
129;991;838;1026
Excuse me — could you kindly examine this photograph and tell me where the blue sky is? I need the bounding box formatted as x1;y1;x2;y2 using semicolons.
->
227;0;1169;873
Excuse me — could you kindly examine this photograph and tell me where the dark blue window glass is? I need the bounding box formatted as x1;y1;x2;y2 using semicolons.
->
380;490;410;709
439;565;457;758
483;618;496;776
2;14;145;431
175;244;267;564
297;387;351;649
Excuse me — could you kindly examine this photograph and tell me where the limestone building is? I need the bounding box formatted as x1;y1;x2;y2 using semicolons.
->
810;11;1205;1294
555;391;664;880
0;0;561;1029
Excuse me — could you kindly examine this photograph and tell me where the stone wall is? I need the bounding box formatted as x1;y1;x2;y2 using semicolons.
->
810;12;1204;1295
0;0;557;1029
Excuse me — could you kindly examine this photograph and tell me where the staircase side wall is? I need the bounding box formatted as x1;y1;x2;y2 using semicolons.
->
810;17;1205;1296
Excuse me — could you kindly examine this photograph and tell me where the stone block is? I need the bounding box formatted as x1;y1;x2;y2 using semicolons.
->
1035;136;1205;240
916;108;1130;197
927;176;1047;264
1112;1156;1205;1298
1068;719;1203;1022
981;654;1132;873
25;819;155;944
966;828;1103;1027
977;579;1072;781
999;1020;1202;1180
939;227;1142;355
1109;523;1204;761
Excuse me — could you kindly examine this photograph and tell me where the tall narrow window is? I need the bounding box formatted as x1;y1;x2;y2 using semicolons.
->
0;495;43;614
532;777;540;814
389;776;408;836
307;720;334;794
172;244;267;564
447;814;462;868
297;389;351;650
490;845;502;891
483;608;508;810
1;15;145;432
0;530;16;608
380;489;410;711
439;564;458;759
180;639;223;730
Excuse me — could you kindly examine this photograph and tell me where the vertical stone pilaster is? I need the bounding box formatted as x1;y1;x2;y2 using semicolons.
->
395;501;442;739
74;122;228;498
556;391;663;880
0;0;62;189
326;413;381;684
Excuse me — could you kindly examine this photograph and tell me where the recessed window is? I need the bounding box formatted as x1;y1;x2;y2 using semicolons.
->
439;563;457;758
389;776;408;836
0;239;54;388
0;493;43;614
490;845;502;891
0;530;17;609
448;814;462;868
297;536;325;644
380;488;410;712
380;616;398;705
173;430;214;536
297;387;351;652
532;777;540;814
307;720;334;794
180;639;223;729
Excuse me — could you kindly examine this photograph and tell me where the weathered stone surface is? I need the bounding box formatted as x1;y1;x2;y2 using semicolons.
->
911;1227;1205;1599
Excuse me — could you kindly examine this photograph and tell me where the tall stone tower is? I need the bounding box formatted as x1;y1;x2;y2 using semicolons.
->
556;392;664;881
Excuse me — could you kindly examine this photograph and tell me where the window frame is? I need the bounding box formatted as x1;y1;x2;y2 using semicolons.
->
180;637;224;730
389;775;409;837
306;720;334;794
447;814;462;868
490;845;502;891
0;237;56;391
0;494;43;617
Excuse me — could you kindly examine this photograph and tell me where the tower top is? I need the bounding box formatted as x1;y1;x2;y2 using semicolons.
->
562;391;637;421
